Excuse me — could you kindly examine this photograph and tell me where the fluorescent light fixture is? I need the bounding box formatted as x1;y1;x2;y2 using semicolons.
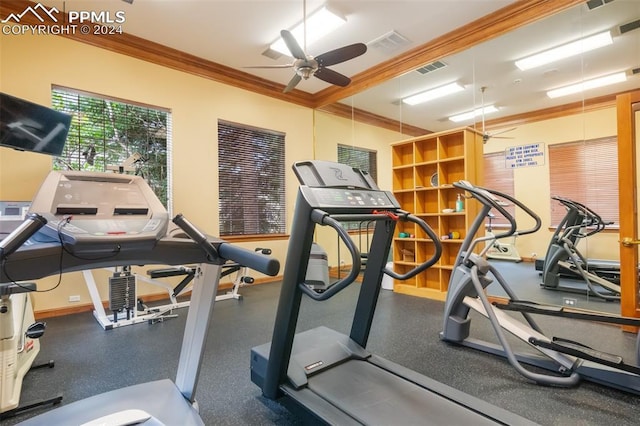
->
515;31;613;71
449;105;498;123
547;71;627;98
402;82;465;106
270;6;346;56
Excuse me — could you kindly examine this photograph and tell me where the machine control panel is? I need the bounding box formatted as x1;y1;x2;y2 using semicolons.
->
301;187;398;210
294;160;400;212
28;171;169;253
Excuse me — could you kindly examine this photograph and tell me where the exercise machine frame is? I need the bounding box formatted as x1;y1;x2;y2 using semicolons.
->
251;160;535;425
1;216;61;419
84;248;269;330
1;171;279;424
440;181;640;394
539;196;621;300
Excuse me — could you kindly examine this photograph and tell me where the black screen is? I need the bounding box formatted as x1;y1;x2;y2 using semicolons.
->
0;92;72;156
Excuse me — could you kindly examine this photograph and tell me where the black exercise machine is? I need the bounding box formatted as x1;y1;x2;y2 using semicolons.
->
441;181;640;394
251;160;535;425
538;196;621;300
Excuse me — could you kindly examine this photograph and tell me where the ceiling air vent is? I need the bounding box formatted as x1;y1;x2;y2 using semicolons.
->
632;67;640;75
416;61;447;75
262;47;283;60
368;31;411;54
586;0;614;11
620;19;640;35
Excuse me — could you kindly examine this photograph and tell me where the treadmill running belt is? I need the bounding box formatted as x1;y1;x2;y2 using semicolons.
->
307;360;500;425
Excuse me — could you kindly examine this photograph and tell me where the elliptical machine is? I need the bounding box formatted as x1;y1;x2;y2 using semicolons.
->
440;181;640;394
539;196;620;301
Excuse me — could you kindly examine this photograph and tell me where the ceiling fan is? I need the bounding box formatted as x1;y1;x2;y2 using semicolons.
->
247;2;367;93
479;86;516;144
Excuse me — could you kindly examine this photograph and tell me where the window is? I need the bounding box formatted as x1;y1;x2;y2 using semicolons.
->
482;152;515;226
549;137;618;226
218;120;286;237
337;144;378;232
51;87;171;208
337;144;378;183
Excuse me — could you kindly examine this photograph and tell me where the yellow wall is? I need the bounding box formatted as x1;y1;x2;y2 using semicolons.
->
483;107;619;262
0;33;404;313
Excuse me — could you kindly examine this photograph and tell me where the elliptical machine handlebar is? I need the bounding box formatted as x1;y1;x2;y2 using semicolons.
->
453;181;541;262
551;196;606;238
455;181;542;237
454;181;516;240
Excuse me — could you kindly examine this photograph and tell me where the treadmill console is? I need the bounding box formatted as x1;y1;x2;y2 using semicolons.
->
293;160;400;212
28;171;169;253
300;187;398;211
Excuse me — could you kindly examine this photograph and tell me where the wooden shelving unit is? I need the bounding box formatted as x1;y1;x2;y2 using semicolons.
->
391;127;483;300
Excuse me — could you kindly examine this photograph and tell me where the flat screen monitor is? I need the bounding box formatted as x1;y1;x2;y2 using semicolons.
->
0;92;72;156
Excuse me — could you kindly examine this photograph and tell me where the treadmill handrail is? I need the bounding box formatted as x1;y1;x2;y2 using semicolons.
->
297;209;361;301
0;213;47;260
383;212;442;280
173;214;279;277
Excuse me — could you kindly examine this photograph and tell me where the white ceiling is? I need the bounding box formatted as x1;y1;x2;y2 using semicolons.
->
36;0;640;132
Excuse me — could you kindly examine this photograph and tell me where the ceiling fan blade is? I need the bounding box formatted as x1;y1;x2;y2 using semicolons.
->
315;43;367;67
283;74;302;93
280;30;306;60
491;127;517;137
314;67;351;87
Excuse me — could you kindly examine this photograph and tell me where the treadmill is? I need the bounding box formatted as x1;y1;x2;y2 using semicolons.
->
251;160;535;425
1;170;279;425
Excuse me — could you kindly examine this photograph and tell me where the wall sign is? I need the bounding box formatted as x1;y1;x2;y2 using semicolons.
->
505;143;545;168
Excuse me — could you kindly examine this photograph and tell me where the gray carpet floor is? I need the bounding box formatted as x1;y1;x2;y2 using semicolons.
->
4;261;640;425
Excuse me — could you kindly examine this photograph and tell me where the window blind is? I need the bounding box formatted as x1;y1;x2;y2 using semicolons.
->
51;86;171;208
549;137;618;226
483;151;515;226
337;144;378;183
218;120;286;236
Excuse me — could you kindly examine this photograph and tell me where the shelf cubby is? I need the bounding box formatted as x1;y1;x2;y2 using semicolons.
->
390;127;483;300
415;189;438;215
392;143;413;167
415;137;438;163
392;166;414;191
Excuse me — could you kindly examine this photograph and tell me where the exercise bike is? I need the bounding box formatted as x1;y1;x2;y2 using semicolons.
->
485;212;522;262
538;196;621;300
1;216;62;420
440;181;640;394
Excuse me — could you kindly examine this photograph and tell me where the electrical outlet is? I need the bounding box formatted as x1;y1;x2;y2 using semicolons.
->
563;297;577;307
69;295;81;302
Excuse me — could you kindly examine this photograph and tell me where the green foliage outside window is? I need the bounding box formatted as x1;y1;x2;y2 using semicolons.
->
51;88;171;207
